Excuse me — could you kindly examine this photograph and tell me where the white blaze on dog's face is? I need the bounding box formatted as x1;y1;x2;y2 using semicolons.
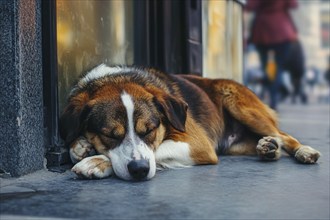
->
84;89;166;181
109;91;157;180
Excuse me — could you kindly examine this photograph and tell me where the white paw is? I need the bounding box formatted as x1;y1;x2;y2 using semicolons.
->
70;137;96;164
72;155;113;179
295;145;321;164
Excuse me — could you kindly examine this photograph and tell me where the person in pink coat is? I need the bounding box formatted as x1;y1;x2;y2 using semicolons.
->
245;0;299;110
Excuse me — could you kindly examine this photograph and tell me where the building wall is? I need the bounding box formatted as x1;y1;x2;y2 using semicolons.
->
0;0;44;176
202;0;243;81
291;0;330;71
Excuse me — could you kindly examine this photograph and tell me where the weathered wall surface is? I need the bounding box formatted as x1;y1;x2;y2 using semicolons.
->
0;0;44;176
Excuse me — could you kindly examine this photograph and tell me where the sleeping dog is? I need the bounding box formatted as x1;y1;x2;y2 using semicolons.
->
60;64;320;181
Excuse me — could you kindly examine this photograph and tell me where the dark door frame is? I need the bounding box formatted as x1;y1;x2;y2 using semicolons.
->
42;0;67;171
134;0;203;75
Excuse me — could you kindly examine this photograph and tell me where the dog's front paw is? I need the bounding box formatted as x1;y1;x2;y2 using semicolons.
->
256;136;281;161
70;136;96;164
295;146;320;164
72;155;113;179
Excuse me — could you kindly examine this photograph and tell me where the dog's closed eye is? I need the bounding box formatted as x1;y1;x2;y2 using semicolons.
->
101;127;125;140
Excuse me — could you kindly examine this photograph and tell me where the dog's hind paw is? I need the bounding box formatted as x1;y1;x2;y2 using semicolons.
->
256;136;281;161
72;155;113;179
295;145;320;164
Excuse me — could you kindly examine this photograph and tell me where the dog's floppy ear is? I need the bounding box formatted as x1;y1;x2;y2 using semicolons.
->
153;93;188;132
59;92;93;146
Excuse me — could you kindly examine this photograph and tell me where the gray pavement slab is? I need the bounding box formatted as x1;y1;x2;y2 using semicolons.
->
1;104;329;220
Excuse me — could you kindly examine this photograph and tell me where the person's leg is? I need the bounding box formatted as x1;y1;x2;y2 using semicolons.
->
256;45;270;100
270;42;291;110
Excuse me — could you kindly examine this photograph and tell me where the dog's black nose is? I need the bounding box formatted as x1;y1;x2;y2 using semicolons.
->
127;159;150;180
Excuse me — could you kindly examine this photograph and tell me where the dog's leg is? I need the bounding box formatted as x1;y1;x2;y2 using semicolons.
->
71;155;113;179
278;131;320;163
218;82;320;163
256;132;320;163
181;77;320;163
219;87;282;161
223;103;320;163
69;136;96;164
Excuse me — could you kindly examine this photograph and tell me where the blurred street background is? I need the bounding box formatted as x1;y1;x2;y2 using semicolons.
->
243;0;330;109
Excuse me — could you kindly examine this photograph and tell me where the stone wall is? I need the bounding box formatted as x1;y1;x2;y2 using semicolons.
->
0;0;44;176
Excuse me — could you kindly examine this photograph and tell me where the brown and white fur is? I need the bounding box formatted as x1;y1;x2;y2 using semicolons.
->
60;64;320;181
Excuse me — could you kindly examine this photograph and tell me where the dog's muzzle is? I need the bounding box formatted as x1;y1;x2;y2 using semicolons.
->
127;159;150;180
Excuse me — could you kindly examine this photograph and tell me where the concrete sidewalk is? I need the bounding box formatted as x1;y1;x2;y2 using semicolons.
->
1;104;329;220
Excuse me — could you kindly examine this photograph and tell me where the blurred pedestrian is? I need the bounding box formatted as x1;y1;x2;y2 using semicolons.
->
245;0;299;110
306;66;319;93
325;56;330;86
284;40;308;104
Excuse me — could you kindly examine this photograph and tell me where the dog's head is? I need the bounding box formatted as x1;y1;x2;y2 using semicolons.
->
60;79;188;181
